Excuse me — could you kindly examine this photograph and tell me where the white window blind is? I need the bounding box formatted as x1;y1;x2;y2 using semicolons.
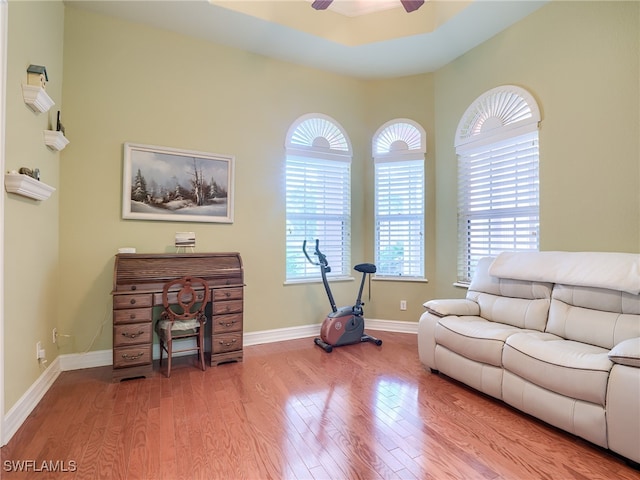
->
286;156;351;280
457;132;539;283
375;160;424;277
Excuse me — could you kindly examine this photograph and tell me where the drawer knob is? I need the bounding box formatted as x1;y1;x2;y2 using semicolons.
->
219;339;237;346
129;313;136;320
220;320;236;327
131;285;137;291
225;292;231;298
122;352;144;360
130;298;136;305
122;330;144;339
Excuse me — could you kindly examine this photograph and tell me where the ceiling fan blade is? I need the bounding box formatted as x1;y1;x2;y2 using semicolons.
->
311;0;334;10
400;0;425;13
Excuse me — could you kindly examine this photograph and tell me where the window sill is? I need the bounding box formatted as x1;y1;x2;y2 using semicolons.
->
372;276;428;283
284;276;354;286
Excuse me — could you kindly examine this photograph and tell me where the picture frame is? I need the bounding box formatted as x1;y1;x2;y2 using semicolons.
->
122;142;234;223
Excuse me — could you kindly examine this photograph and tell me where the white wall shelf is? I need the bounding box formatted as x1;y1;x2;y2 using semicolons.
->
4;173;55;201
44;130;69;151
21;84;54;113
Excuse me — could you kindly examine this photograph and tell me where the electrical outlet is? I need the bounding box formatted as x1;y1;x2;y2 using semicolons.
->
36;341;45;360
400;300;407;311
52;328;57;344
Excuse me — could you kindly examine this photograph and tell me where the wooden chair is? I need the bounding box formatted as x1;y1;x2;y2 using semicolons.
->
155;276;209;377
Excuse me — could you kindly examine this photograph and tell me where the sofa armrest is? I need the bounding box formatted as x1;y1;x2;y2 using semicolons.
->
609;338;640;367
607;363;640;464
423;299;480;318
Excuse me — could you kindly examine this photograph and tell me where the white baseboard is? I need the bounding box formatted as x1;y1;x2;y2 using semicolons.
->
366;318;419;334
3;357;62;445
243;323;321;345
2;319;417;445
243;319;417;345
58;349;112;371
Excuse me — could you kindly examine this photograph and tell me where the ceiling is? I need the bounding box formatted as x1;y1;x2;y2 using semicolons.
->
66;0;548;79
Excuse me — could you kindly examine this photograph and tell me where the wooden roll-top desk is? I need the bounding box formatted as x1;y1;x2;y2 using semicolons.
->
111;252;244;381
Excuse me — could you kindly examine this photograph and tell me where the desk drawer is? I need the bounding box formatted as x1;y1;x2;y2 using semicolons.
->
212;332;242;354
113;294;152;310
213;300;243;315
157;289;207;305
113;307;153;325
114;323;152;346
209;275;243;288
113;345;152;368
213;287;243;302
212;314;242;334
114;282;165;293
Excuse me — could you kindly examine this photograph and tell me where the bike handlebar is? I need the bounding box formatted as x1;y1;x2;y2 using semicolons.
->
302;239;316;265
302;239;328;268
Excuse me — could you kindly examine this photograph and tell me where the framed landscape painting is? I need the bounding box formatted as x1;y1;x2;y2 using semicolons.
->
122;143;234;223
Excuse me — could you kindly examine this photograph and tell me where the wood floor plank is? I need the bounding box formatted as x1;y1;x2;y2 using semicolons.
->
1;332;638;479
155;397;175;480
144;404;163;480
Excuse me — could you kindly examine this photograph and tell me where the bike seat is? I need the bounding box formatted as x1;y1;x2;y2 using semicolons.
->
354;263;376;274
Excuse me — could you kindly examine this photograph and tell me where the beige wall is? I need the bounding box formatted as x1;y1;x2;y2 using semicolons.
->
3;1;639;414
433;0;640;298
4;1;64;412
361;74;438;320
57;7;371;357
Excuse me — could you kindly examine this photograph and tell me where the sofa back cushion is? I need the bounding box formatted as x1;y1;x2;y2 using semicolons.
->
467;257;552;331
546;284;640;348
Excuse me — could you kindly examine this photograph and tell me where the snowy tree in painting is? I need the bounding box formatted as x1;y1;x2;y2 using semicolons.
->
129;153;229;218
131;169;148;202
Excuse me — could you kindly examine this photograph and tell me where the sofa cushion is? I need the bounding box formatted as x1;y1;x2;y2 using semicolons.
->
502;371;608;448
467;293;551;332
436;316;524;367
503;331;612;406
469;257;553;300
547;284;640;349
434;345;504;399
466;257;552;331
489;251;640;295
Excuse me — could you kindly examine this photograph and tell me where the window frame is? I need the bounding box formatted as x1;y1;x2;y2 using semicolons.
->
372;119;426;280
285;114;352;283
455;85;541;284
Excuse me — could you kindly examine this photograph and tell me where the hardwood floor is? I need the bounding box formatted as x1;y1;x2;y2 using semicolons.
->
1;331;637;479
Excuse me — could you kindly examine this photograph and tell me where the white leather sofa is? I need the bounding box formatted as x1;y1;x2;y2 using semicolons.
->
418;252;640;466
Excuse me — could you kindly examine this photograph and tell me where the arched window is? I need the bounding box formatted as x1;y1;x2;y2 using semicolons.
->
285;114;352;281
455;85;541;283
373;119;426;278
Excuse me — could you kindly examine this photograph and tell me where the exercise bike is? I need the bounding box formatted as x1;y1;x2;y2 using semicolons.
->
303;239;382;353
